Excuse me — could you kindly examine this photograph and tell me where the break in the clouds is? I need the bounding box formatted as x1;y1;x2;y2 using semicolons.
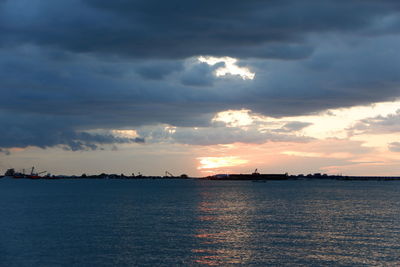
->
1;0;400;150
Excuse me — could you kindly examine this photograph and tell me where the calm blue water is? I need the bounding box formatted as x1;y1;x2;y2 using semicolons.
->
0;179;399;266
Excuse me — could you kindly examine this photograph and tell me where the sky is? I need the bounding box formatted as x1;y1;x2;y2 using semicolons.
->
1;0;400;176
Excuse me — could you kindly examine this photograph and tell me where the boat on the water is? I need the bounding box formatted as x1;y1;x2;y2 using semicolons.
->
6;166;47;179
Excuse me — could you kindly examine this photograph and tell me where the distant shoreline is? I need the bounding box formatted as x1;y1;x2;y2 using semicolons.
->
2;172;400;181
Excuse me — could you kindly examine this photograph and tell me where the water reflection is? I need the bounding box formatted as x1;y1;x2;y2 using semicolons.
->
190;180;400;266
192;184;256;265
1;179;399;266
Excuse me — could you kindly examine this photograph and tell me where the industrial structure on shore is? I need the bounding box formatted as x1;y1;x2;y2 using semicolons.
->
2;167;400;181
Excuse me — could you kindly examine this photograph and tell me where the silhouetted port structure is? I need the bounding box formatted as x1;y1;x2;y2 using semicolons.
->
207;173;289;181
206;172;400;181
2;168;400;181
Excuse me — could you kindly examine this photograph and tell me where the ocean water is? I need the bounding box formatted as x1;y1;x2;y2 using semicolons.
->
0;179;399;266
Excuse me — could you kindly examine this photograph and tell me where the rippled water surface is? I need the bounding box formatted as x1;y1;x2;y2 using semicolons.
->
1;179;400;266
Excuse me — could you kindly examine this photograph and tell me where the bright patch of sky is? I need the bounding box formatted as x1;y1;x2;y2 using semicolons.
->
289;101;400;139
112;130;139;138
198;56;255;80
211;100;400;141
281;151;353;159
197;156;249;170
212;109;254;127
17;100;399;176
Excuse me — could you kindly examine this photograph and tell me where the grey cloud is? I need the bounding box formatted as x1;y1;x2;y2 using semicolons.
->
137;124;313;146
0;111;144;151
136;60;183;80
2;1;400;59
2;36;400;149
349;109;400;135
60;132;145;151
274;121;313;133
0;148;10;155
388;142;400;152
245;35;400;116
171;127;312;146
180;61;223;87
2;1;400;149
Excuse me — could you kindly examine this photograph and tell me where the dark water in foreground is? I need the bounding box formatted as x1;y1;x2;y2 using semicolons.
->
0;179;399;266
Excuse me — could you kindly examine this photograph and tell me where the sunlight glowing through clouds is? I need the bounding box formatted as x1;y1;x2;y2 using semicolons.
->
197;156;249;170
211;100;400;141
198;56;255;80
212;109;254;127
98;100;400;176
111;130;139;138
193;99;400;175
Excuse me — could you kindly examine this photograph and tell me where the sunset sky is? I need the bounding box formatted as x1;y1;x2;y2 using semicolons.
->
1;0;400;176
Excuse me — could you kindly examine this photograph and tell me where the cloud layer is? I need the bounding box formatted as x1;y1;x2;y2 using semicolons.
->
3;0;400;58
1;1;400;149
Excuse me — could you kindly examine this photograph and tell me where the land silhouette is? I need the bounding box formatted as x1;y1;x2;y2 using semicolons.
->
2;168;400;181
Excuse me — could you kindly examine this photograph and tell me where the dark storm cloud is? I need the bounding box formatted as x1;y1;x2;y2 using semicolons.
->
2;0;400;149
135;60;183;80
244;35;400;116
0;111;144;150
2;0;400;59
180;61;224;87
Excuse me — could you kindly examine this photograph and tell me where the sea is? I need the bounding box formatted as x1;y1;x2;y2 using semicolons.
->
0;178;399;266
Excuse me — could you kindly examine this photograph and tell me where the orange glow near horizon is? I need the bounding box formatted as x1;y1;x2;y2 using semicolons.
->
197;156;249;170
192;135;400;176
9;148;26;152
3;100;400;177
